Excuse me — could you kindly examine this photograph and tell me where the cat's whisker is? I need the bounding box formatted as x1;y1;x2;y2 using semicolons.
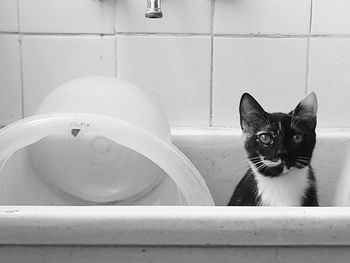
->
251;161;266;167
238;157;259;165
254;162;268;172
296;158;309;163
235;161;255;171
294;161;308;169
255;163;267;168
235;167;252;176
237;157;262;167
295;158;310;165
249;157;264;162
297;160;310;165
296;162;308;167
296;156;310;161
296;156;311;160
296;159;310;163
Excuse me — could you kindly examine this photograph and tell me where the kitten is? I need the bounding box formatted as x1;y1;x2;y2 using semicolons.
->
228;92;318;206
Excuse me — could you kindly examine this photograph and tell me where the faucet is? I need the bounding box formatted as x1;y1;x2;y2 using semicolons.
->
145;0;163;19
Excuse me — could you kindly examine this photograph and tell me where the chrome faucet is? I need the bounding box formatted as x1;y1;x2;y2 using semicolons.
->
145;0;163;19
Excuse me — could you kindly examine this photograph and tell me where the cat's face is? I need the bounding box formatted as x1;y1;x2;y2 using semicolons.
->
240;92;318;177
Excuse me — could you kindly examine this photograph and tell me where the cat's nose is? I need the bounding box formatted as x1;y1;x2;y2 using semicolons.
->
276;148;287;159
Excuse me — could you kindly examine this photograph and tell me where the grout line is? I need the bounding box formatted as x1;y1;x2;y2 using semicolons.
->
16;0;21;32
309;34;350;38
114;0;118;78
215;34;350;38
214;34;310;39
0;32;21;35
17;0;24;118
305;0;314;95
117;32;212;37
117;33;350;38
19;35;24;118
2;31;350;39
0;32;115;37
209;0;215;127
117;32;311;38
115;34;118;78
113;0;117;35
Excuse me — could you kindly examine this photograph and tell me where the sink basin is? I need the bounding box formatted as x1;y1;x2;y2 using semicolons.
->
1;129;350;262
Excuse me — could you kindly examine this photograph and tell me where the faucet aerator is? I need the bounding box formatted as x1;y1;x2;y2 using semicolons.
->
146;0;163;19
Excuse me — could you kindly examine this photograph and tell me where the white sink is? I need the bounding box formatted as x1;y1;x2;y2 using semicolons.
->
1;128;350;262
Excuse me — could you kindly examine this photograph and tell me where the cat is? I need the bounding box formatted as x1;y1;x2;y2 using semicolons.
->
228;92;319;206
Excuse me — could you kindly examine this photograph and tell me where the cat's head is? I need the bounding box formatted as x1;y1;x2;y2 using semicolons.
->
240;92;318;177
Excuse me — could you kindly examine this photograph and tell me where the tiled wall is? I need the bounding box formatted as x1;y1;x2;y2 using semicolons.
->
1;0;350;128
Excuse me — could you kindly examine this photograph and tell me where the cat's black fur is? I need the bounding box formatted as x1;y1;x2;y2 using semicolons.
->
228;93;319;206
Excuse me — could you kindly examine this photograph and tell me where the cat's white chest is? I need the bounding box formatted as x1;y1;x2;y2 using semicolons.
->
253;167;310;206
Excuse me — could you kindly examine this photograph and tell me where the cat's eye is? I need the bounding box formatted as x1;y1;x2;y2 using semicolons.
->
258;133;273;145
292;134;303;143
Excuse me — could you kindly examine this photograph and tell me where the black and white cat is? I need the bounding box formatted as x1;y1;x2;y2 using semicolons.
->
228;92;319;206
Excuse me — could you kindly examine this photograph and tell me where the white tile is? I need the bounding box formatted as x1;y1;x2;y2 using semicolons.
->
117;36;211;127
0;0;19;32
19;0;114;33
214;0;311;35
22;36;115;116
308;38;350;128
213;38;307;127
116;0;211;33
312;0;350;35
0;35;22;125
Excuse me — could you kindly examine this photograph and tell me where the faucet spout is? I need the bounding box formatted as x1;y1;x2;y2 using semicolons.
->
145;0;163;19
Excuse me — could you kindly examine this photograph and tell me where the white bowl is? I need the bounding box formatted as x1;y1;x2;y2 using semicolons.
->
29;77;170;203
0;77;214;206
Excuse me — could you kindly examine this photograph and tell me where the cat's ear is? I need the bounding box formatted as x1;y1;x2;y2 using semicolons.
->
291;92;318;129
239;93;266;132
